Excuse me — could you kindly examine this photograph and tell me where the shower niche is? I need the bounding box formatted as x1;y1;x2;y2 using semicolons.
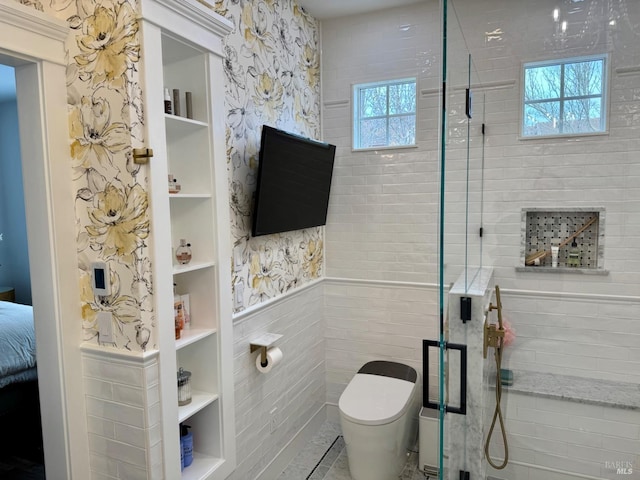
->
519;207;607;273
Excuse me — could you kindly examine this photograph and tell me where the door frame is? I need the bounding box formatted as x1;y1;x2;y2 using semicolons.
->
0;1;90;478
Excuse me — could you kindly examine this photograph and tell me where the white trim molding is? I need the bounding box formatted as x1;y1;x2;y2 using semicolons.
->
0;0;68;65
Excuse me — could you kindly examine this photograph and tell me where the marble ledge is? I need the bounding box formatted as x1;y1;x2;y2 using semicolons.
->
515;266;609;275
500;370;640;410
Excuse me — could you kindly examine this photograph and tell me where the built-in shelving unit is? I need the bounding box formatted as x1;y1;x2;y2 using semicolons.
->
140;1;234;479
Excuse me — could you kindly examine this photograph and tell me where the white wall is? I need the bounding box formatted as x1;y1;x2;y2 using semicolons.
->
501;291;640;384
0;97;31;304
324;279;438;406
322;2;440;285
230;283;325;479
486;393;640;480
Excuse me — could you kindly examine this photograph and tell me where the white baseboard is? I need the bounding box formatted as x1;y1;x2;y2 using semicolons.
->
256;404;328;480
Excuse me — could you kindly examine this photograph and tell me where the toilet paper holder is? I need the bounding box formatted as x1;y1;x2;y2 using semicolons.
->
250;333;283;367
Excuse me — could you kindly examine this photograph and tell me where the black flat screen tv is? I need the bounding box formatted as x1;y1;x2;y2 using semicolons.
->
251;125;336;237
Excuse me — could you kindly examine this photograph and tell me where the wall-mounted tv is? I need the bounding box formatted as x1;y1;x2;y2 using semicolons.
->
251;125;336;237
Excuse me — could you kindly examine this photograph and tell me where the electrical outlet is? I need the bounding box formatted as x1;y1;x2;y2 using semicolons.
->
269;407;278;434
234;280;244;310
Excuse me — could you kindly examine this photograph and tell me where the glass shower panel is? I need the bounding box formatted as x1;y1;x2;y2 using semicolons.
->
442;4;486;291
442;1;640;480
435;1;488;479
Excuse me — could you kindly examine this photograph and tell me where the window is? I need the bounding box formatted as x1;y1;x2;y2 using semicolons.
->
353;78;416;149
522;55;607;137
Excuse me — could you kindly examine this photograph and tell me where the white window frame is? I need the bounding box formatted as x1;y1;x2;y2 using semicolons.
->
352;77;417;151
520;54;609;139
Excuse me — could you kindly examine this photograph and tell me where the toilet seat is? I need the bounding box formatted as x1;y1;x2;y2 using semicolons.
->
339;373;416;426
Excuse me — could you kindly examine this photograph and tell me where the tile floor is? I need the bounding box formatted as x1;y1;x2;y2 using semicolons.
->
277;421;427;480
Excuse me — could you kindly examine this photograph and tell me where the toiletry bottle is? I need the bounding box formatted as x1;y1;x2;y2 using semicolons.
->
181;424;193;468
173;88;181;117
185;91;193;119
551;244;559;268
175;239;192;265
164;88;172;114
180;437;184;471
174;284;184;339
177;367;192;406
567;239;581;268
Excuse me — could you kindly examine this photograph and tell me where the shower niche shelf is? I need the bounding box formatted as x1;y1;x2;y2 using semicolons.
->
518;208;608;274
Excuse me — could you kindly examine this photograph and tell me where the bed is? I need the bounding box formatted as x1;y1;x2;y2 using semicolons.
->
0;301;43;467
0;300;38;415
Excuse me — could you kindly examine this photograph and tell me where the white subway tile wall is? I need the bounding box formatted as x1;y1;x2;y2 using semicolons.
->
321;2;441;285
324;279;439;405
229;283;325;480
501;292;640;384
81;351;161;480
486;392;640;480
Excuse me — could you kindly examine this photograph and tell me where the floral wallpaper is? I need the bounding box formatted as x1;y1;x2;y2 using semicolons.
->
14;0;152;351
12;0;322;350
212;0;323;312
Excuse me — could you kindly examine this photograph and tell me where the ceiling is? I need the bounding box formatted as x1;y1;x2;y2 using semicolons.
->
0;3;427;100
297;0;425;20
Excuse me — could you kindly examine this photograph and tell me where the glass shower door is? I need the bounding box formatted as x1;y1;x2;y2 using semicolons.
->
430;0;488;478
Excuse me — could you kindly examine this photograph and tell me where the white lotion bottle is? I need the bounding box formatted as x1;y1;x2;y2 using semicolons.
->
551;245;559;268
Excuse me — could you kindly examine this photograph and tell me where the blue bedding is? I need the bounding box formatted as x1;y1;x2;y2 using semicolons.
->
0;301;37;389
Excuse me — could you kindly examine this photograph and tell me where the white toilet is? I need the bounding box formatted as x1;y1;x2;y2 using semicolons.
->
338;361;420;480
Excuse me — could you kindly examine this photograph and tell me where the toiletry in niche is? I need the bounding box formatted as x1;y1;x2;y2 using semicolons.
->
176;239;192;264
177;367;192;406
567;239;581;267
164;87;172;114
551;244;559;268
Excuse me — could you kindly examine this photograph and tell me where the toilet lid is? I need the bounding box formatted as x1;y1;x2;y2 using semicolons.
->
339;373;416;426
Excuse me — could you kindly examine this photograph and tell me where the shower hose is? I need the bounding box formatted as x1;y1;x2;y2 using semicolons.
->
484;338;509;469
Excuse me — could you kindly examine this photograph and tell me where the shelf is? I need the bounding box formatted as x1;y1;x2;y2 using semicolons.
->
176;328;216;350
181;452;224;480
516;266;609;275
170;193;213;199
165;113;208;128
178;390;219;423
173;261;216;275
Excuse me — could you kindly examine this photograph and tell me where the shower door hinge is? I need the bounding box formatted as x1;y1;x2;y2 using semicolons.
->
460;297;472;323
465;88;472;119
479;227;483;237
459;471;470;480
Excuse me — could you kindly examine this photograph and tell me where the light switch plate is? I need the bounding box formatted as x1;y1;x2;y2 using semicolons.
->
97;311;113;343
